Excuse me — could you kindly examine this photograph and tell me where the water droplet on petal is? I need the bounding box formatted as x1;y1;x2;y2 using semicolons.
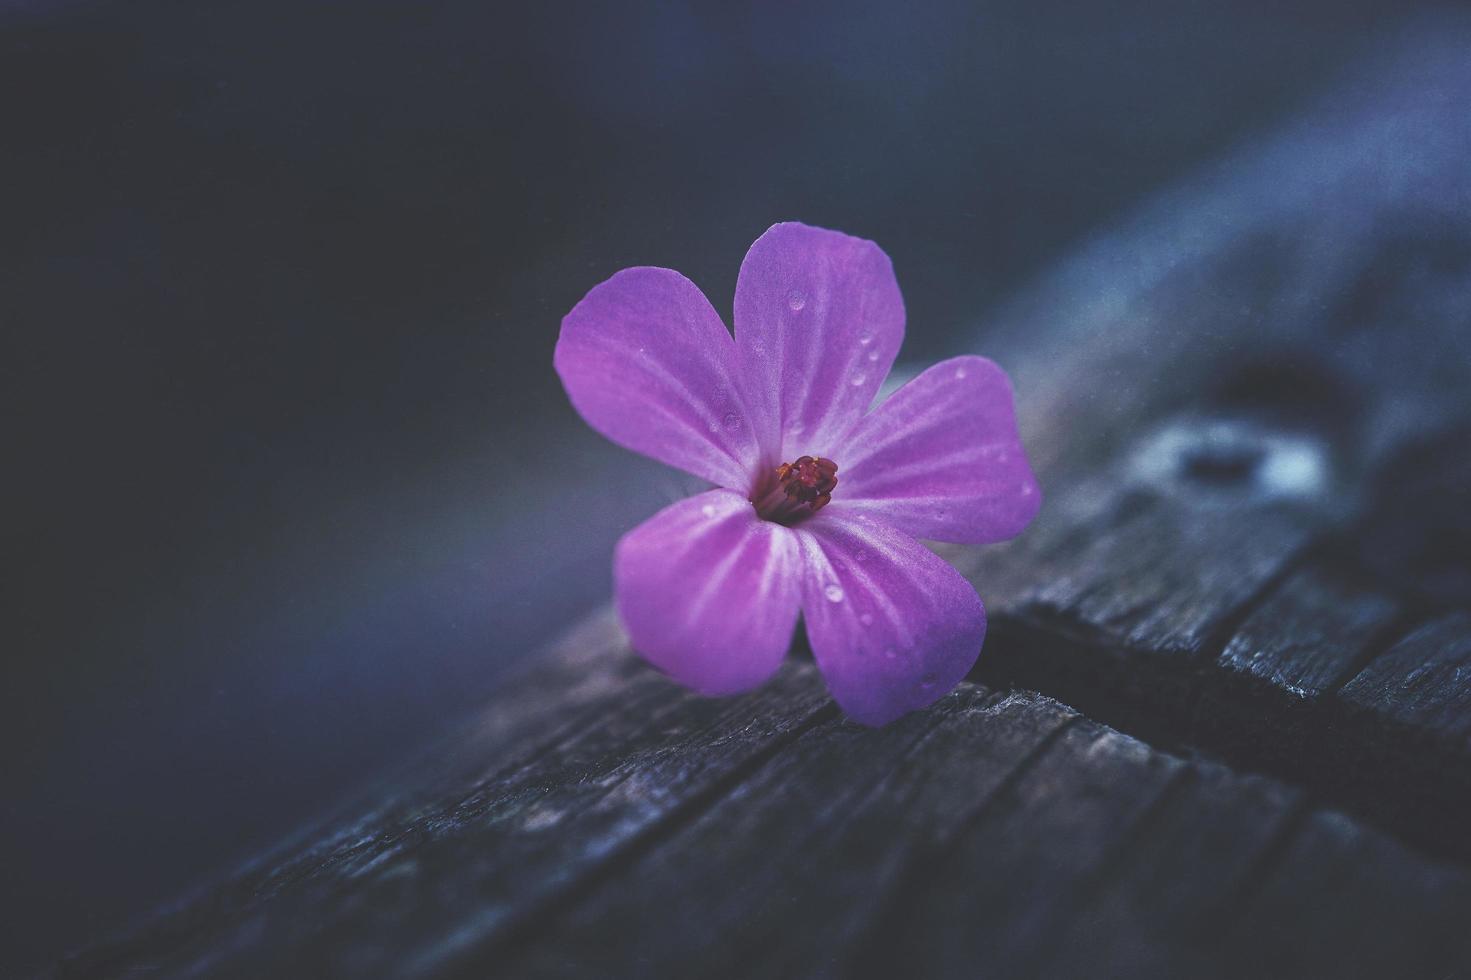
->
866;350;879;362
850;375;867;387
858;612;875;627
1021;482;1035;496
823;584;845;603
700;504;717;518
858;333;874;346
954;366;968;380
787;290;806;312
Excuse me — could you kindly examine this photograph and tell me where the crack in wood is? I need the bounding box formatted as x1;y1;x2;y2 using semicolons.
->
439;701;842;976
837;713;1083;979
1201;793;1315;939
1020;763;1199;980
1323;609;1423;696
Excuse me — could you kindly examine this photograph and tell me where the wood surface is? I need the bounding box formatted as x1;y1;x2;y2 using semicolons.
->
54;32;1471;980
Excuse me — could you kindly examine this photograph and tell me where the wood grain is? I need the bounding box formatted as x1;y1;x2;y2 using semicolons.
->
53;29;1471;979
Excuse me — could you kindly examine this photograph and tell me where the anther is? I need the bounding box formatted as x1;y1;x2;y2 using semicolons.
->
776;455;838;510
754;455;839;524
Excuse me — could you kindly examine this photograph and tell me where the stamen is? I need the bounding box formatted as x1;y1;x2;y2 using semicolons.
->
753;455;839;524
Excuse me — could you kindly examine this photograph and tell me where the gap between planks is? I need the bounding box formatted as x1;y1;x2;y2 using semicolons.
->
979;565;1471;869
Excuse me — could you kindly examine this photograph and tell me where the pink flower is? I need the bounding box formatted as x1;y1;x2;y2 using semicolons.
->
554;222;1040;726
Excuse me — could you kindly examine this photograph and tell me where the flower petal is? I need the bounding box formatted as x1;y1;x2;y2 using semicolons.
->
833;355;1041;544
796;511;986;726
734;222;905;460
615;489;802;695
556;267;762;490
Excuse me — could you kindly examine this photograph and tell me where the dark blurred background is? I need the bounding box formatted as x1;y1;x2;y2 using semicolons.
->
0;0;1450;972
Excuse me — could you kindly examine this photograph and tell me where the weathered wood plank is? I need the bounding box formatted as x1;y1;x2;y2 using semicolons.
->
52;29;1471;978
1341;612;1471;744
57;662;1471;978
1213;808;1471;979
948;33;1471;859
1215;565;1403;702
855;720;1189;980
58;635;834;979
966;31;1471;636
1037;764;1304;979
503;687;1079;979
481;680;1471;980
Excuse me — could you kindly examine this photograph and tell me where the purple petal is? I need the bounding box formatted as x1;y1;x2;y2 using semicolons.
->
734;222;905;461
796;510;986;726
833;355;1041;544
556;267;762;491
615;489;801;695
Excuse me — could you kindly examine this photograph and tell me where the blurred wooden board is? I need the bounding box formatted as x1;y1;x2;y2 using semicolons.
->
57;644;1471;979
55;29;1471;980
952;28;1471;860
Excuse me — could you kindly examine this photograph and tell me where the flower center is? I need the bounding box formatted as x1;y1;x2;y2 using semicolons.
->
752;455;838;525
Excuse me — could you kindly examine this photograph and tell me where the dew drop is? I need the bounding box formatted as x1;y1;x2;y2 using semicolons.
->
866;350;880;362
850;375;867;387
787;290;806;312
858;612;875;627
700;503;718;518
858;333;874;346
1021;482;1035;496
954;366;968;380
823;584;845;603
